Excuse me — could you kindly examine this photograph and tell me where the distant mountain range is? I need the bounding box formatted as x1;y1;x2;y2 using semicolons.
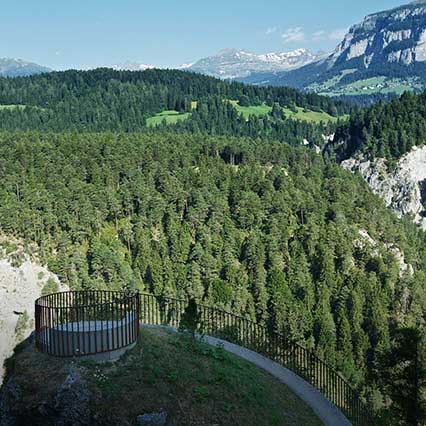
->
241;0;426;101
109;61;154;71
3;0;426;102
186;48;325;79
0;58;51;77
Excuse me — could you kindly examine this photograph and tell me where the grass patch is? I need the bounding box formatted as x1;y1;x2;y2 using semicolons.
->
146;110;191;127
229;100;272;119
282;106;345;123
5;328;322;425
229;100;344;123
86;328;323;426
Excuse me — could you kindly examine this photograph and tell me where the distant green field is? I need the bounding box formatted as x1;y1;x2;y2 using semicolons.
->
229;100;344;123
313;75;425;98
229;101;272;118
146;110;191;127
283;106;345;123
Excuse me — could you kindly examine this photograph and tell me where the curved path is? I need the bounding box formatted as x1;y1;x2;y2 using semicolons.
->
143;325;351;426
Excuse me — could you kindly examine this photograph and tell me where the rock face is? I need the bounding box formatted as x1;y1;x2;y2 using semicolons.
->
243;1;426;97
328;0;426;68
342;145;426;228
188;48;324;79
0;236;64;384
0;340;90;426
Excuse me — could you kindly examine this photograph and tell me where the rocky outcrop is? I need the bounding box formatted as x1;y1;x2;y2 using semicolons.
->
244;1;426;96
342;145;426;228
0;236;64;384
0;339;90;426
356;229;414;278
329;1;426;68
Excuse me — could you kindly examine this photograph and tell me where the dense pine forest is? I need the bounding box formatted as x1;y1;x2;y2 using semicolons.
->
0;131;425;423
330;91;426;162
2;69;426;424
0;69;351;146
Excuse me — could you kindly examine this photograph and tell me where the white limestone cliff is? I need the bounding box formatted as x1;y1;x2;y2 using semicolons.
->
342;145;426;228
0;236;65;384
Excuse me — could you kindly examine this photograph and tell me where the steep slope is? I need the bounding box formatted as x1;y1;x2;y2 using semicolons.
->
243;1;426;101
188;48;323;79
0;58;51;77
342;146;426;228
0;236;64;384
327;91;426;227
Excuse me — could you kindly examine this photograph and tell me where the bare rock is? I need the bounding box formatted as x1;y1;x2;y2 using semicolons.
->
342;146;426;229
53;369;91;426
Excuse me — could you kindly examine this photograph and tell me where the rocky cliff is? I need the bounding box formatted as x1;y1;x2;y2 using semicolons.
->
243;1;426;99
0;236;64;384
342;145;426;228
329;0;426;68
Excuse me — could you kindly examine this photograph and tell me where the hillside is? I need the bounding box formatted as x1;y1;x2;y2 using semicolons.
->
0;328;322;426
0;131;425;421
242;1;426;103
0;68;350;146
326;91;426;229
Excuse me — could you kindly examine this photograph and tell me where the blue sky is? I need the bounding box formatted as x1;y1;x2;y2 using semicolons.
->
1;0;405;69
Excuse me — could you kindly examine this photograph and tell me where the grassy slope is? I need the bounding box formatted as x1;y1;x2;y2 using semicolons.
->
146;99;343;127
229;100;343;123
309;74;424;98
89;328;323;426
4;328;323;426
146;110;191;127
146;101;198;127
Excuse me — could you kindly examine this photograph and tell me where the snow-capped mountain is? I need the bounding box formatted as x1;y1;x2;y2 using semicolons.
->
109;61;155;71
187;48;325;79
0;58;51;77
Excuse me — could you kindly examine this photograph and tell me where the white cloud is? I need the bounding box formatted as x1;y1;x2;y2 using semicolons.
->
265;27;277;36
311;28;347;42
328;28;347;41
281;27;305;43
312;30;326;41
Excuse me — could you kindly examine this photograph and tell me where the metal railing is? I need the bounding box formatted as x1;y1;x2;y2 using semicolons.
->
140;292;376;426
35;290;140;357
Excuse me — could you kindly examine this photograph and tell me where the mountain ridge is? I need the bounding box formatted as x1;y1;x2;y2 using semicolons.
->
240;0;426;102
187;48;325;79
0;58;51;77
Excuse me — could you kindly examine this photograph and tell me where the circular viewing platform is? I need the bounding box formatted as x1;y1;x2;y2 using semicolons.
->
35;290;140;359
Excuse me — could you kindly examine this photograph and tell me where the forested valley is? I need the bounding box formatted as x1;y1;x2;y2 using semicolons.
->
1;69;426;424
0;131;425;421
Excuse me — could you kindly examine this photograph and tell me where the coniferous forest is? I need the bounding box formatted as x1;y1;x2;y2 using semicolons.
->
1;69;426;424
